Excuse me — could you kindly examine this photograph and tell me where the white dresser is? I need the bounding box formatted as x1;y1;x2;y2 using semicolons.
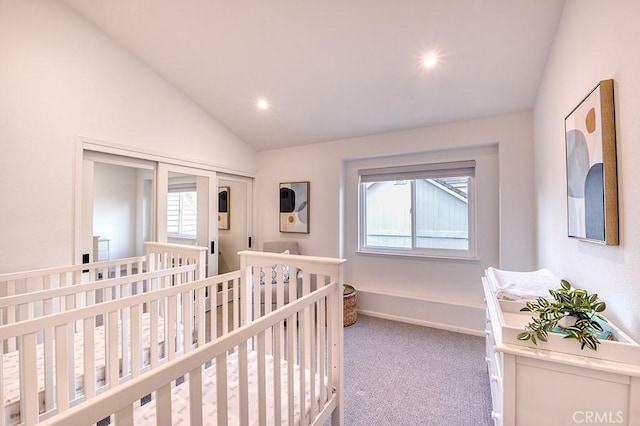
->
482;274;640;426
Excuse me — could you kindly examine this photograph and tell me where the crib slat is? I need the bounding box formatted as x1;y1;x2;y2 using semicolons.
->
20;332;39;424
150;298;159;368
326;291;334;395
318;296;326;406
156;383;172;426
66;313;76;400
194;287;205;347
216;352;228;425
275;267;285;356
265;268;272;318
175;274;184;353
287;312;295;424
114;404;133;426
182;288;192;353
107;310;119;389
188;365;203;425
238;341;249;426
257;331;267;426
168;295;177;361
222;279;229;335
6;280;17;351
210;283;218;341
121;283;131;377
253;268;261;323
83;317;96;399
131;304;142;376
55;324;70;412
232;277;239;330
43;276;55;412
273;322;282;425
309;302;317;420
299;308;307;422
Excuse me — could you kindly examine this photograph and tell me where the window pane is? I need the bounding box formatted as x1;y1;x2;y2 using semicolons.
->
167;192;181;234
415;177;469;250
364;181;411;248
167;191;197;237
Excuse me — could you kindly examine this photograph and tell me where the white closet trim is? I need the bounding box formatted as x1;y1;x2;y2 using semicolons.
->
79;135;256;177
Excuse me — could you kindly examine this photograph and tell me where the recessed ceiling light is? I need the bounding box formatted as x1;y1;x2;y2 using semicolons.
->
256;98;270;110
422;53;438;69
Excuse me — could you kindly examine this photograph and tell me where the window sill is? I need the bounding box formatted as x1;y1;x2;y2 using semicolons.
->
356;248;479;262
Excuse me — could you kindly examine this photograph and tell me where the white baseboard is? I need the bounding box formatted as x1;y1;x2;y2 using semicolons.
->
355;289;485;337
357;309;484;337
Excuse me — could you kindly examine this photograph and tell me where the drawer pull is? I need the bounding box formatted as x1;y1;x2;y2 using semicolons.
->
491;374;500;383
491;411;501;420
485;357;491;363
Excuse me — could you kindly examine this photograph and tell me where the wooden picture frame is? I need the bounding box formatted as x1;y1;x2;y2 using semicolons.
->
565;79;618;245
279;181;309;233
218;186;230;230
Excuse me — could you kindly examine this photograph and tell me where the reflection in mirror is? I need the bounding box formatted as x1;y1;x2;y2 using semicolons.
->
167;172;198;245
93;163;153;258
217;178;248;274
218;186;230;230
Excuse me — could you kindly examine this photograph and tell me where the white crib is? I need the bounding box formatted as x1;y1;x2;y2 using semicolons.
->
0;242;208;425
23;250;345;425
0;242;207;329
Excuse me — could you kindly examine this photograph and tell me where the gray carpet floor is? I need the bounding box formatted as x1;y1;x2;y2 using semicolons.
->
338;315;492;426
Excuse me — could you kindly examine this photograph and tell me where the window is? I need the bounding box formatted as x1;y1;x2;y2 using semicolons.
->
167;190;197;238
358;160;476;259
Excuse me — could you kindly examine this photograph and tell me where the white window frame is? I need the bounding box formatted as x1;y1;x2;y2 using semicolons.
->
358;160;477;260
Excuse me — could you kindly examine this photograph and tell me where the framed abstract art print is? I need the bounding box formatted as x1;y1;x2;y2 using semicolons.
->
279;181;309;233
565;79;618;245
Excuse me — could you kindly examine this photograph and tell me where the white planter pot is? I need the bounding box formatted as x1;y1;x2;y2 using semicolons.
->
558;315;576;328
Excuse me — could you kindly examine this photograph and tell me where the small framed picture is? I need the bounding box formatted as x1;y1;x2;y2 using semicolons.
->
218;186;230;230
279;182;309;233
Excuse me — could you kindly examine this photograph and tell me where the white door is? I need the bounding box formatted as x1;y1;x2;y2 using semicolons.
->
157;163;217;276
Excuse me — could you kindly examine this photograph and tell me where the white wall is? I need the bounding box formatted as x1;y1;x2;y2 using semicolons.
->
93;163;137;259
0;0;256;273
257;111;535;333
534;0;640;341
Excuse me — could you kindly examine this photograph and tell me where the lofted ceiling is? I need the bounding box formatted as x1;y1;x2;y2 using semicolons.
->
63;0;565;151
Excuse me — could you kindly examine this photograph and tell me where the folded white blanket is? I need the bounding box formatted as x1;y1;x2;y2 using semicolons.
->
486;267;561;301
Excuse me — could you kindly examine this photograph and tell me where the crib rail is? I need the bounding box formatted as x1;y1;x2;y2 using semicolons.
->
144;242;207;280
0;264;197;351
40;276;343;426
0;270;240;424
0;243;207;350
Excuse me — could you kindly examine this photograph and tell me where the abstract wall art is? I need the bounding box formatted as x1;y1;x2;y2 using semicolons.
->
565;79;618;245
279;181;309;233
218;186;230;230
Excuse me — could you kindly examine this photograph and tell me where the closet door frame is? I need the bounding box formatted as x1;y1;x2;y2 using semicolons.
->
73;136;255;274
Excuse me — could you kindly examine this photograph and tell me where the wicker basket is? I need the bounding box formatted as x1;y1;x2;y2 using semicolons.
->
343;285;357;326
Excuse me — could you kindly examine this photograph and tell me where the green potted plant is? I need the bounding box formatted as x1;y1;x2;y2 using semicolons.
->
516;280;608;351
